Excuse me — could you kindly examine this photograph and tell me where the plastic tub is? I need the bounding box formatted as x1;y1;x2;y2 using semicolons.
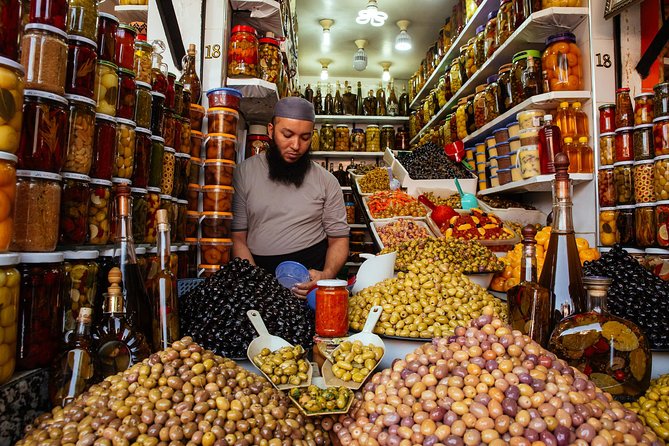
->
186;211;200;239
517;109;543;130
187;183;200;211
190;130;204;158
206;87;242;110
202;185;233;212
507;121;520;138
199;238;233;265
207;107;239;134
204;159;235;186
199;211;233;238
198;264;221;278
189;103;205;132
205;133;237;161
275;260;310;289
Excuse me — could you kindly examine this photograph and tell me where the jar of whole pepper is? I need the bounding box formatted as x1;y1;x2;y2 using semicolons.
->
633;124;654;160
634;159;656;203
655;200;669;246
599;207;619;246
59;173;91;246
599;104;616;134
96;12;117;63
616;204;636;245
598;167;615;207
315;279;349;337
228;25;258;78
90;113;117;180
615;127;634;162
654;82;669;118
613;161;634;205
634;93;654;125
65;35;98;99
615;88;634;128
654;116;669;156
114;24;136;71
635;202;657;247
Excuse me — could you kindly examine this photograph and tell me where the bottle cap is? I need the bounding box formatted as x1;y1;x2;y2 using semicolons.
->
106;267;124;312
521;225;538;244
157;208;169;225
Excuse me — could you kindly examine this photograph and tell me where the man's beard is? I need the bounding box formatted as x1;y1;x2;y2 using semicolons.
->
266;140;312;187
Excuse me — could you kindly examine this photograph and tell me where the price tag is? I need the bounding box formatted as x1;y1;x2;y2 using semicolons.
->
593;39;616;102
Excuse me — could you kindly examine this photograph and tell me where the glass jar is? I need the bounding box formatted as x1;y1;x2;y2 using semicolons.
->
511;50;542;103
16;252;64;370
653;116;669;156
96;12;117;63
169;197;179;243
615;127;634;162
613;161;634;205
61;250;98;337
449;58;463;95
474;85;487;129
67;0;100;40
484;11;498;59
258;35;280;83
634;159;656;203
599;132;615;166
0;58;23;155
117;68;137;120
163;111;176;148
86;178;111;245
185;211;199;239
634;93;654;125
181;89;191;119
654;155;669;201
165;72;176;111
0;152;15;251
30;0;67;30
148;135;165;189
227;25;258;78
436;76;447;108
150;91;165;136
598;167;615;207
395;127;409;150
350;128;365;152
654;82;669;118
496;0;514;48
145;187;161;243
599;207;619;246
320;124;334;151
174;153;190;199
315;279;349;337
599;104;616;134
179;117;191;155
188;159;202;186
160;147;175;195
21;24;68;95
518;144;541;179
464;37;478;78
633;124;654;161
474;25;486;68
636;203;657;247
175;199;187;242
381;125;395;151
65;35;98;99
12;170;62;251
0;253;18;382
656;200;669;246
18;90;69;173
134;81;152;129
207;107;239;135
455;99;469;140
617;205;636;245
484;75;502;123
59;173;90;245
366;125;380;152
129;127;151;189
174;81;184;116
0;0;21;60
94;60;118;115
114;24;136;71
615;88;634;128
131;187;147;244
133;41;152;84
497;63;514;112
113;118;136;179
90;113;117;180
542;32;583;92
335;125;350;151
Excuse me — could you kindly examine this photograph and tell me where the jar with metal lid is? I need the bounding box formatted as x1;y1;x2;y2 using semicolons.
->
464;37;478;78
65;35;98;99
145;187;161;243
511;50;542;103
29;0;67;30
654;155;669;201
456;44;469;85
615;88;633;128
635;202;656;247
174;81;184;116
335;125;350;151
598;167;615;207
0;152;15;251
59;172;90;245
0;58;23;155
113;118;136;179
395;127;409;150
96;12;117;62
134;81;152;129
616;205;636;245
131;187;147;243
129;127;151;189
94;60;118;115
61;250;98;338
654;116;669;156
181;88;191;119
599;207;619;246
542;32;583;92
117;68;136;120
148;135;165;189
67;0;99;41
315;279;349;337
484;75;502;123
179;117;191;155
163;110;177;148
350;128;365;152
86;178;112;245
614;127;634;162
633;124;654;160
496;0;514;48
169;197;179;243
482;12;498;60
634;159;656;203
449;58;463;95
16;251;64;370
150;91;165;136
160;147;175;195
21;24;68;95
366;125;380;152
174;153;190;199
12;170;62;251
599;104;615;134
175;199;187;242
258;35;281;83
599;132;615;166
449;112;459;143
381;125;395;151
114;24;136;71
613;161;634;205
18;90;69;173
227;25;258;78
165;72;176;111
133;41;152;84
497;63;514;112
455;98;470;140
474;85;487;129
0;253;18;381
656;200;669;246
474;25;486;69
654;82;669;118
436;76;447;108
90;113;117;180
634;93;654;125
319;124;334;151
0;0;21;60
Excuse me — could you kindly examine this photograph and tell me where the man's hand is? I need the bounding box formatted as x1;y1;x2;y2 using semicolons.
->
292;269;328;299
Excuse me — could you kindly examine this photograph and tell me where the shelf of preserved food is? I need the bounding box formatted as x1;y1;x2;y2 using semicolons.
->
409;0;498;110
311;151;385;158
114;4;149;22
226;78;279;123
462;90;591;144
230;0;284;37
410;7;590;145
315;115;410;125
478;173;593;195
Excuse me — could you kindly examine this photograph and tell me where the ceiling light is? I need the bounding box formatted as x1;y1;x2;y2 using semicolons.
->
319;19;333;49
353;39;368;71
395;20;412;51
381;62;391;82
356;0;388;27
319;59;331;81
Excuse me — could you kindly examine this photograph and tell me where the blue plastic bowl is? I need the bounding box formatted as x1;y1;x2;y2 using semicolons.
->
306;288;317;310
275;261;310;289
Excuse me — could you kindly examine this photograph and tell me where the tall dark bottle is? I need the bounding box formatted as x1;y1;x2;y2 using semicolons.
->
334;81;344;115
304;84;314;104
151;209;179;350
356;81;364;116
324;84;334;115
538;153;587;332
112;184;154;347
179;43;201;105
538;114;562;174
314;85;323;115
399;86;410;116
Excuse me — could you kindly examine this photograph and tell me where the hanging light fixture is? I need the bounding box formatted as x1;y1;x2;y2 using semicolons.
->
381;62;391;82
356;0;388;27
353;39;368;71
395;20;412;51
319;19;333;49
319;59;331;81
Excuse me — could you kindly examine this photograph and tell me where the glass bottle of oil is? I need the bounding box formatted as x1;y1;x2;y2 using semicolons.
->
555;101;576;138
151;209;179;350
578;136;593;173
572;101;589;140
563;137;580;173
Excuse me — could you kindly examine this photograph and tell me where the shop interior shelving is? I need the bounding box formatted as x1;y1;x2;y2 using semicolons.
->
113;4;149;22
229;0;284;37
226;78;279;123
478;173;593;195
315;115;410;125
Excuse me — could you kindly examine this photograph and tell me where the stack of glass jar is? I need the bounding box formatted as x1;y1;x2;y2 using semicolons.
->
597;85;669;251
315;123;408;153
227;26;286;88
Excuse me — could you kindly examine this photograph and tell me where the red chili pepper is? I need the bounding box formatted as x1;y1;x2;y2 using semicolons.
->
614;370;626;381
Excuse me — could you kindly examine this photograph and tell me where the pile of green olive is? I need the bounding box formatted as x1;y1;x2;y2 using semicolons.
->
253;345;310;386
331;341;384;383
289;385;352;414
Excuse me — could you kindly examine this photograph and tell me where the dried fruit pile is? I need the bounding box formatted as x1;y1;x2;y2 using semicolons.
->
436;208;516;240
367;191;426;219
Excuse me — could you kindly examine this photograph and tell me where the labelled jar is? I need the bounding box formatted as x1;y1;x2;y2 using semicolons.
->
21;24;68;95
133;41;153;84
61;250;99;337
64;95;96;174
616;205;636;245
65;35;98;99
635;93;654;125
160;146;175;195
113;118;136;179
613;161;634;205
615;127;634;162
96;12;118;63
131;187;147;243
148;135;165;189
598;167;615;207
18;90;69;173
599;132;616;166
86;178;112;245
59;172;91;245
117;68;137;120
654;154;669;201
94;60;118;115
599;207;619;246
633;124;655;161
150;91;165;136
16;252;64;370
599;104;616;134
11;170;62;251
0;57;24;154
0;253;19;382
90;113;117;180
634;159;656;203
656;200;669;247
204;159;235;186
114;24;136;71
653;116;669;156
635;202;657;248
134;81;152;129
207;107;239;135
130;127;151;189
145;186;161;243
654;82;669;119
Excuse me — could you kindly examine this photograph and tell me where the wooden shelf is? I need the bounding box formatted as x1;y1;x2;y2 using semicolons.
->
315;115;410;125
226;78;279;123
311;151;385;158
410;7;590;145
114;5;148;23
230;0;284;37
478;173;593;195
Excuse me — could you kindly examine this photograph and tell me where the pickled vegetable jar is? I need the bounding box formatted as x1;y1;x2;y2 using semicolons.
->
484;75;502;123
599;207;618;246
145;187;161;243
67;0;99;41
654;116;669;156
654;155;669;201
65;35;98;99
175;199;187;242
179;117;191;155
114;24;136;71
599;132;615;166
634;93;654;125
134;41;152;84
160;147;175;195
497;0;514;48
204;159;234;187
381;126;395;151
18;90;69;173
202;185;233;212
633;124;654;161
334;125;350;152
59;172;90;245
174;81;183;116
634;159;656;203
511;50;542;103
113;118;135;179
173;153;189;199
473;85;487;129
29;0;67;31
635;202;656;247
258;35;280;83
598;167;615;207
90;113;117;180
134;81;152;129
613;161;634;205
163;111;176;148
227;25;258;78
599;104;615;134
320;124;334;151
0;58;24;155
654;82;669;119
615;127;634;162
350;128;365;152
86;178;111;245
96;12;117;63
188;159;202;186
616;205;636;245
148;135;165;189
205;133;236;161
117;68;137;120
16;252;64;370
165;72;176;111
656;200;669;246
190;130;204;159
12;170;62;252
542;32;583;92
449;59;462;95
484;11;498;59
474;25;485;70
131;187;148;243
21;24;68;95
61;250;98;336
498;63;514;111
0;253;18;382
94;60;118;115
315;279;349;337
366;125;380;152
186;183;199;212
150;91;165;136
0;0;21;60
615;87;633;128
189;104;205;133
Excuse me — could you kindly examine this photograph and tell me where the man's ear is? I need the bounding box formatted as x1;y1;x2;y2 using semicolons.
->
267;122;274;139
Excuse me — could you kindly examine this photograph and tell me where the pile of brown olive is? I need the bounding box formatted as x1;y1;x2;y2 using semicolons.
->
333;309;662;446
16;337;331;446
253;345;310;387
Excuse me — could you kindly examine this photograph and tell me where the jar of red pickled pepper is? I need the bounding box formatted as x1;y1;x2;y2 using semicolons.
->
315;279;349;337
615;127;634;162
114;24;137;71
599;103;615;134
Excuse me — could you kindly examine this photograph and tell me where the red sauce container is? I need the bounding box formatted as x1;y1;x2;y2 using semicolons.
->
598;103;615;134
315;279;349;337
114;24;137;70
615;127;634;162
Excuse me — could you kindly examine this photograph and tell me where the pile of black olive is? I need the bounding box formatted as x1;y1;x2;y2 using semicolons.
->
180;258;315;358
396;142;473;180
583;244;669;350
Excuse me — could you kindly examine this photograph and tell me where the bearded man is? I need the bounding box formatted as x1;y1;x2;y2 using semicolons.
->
231;97;350;298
